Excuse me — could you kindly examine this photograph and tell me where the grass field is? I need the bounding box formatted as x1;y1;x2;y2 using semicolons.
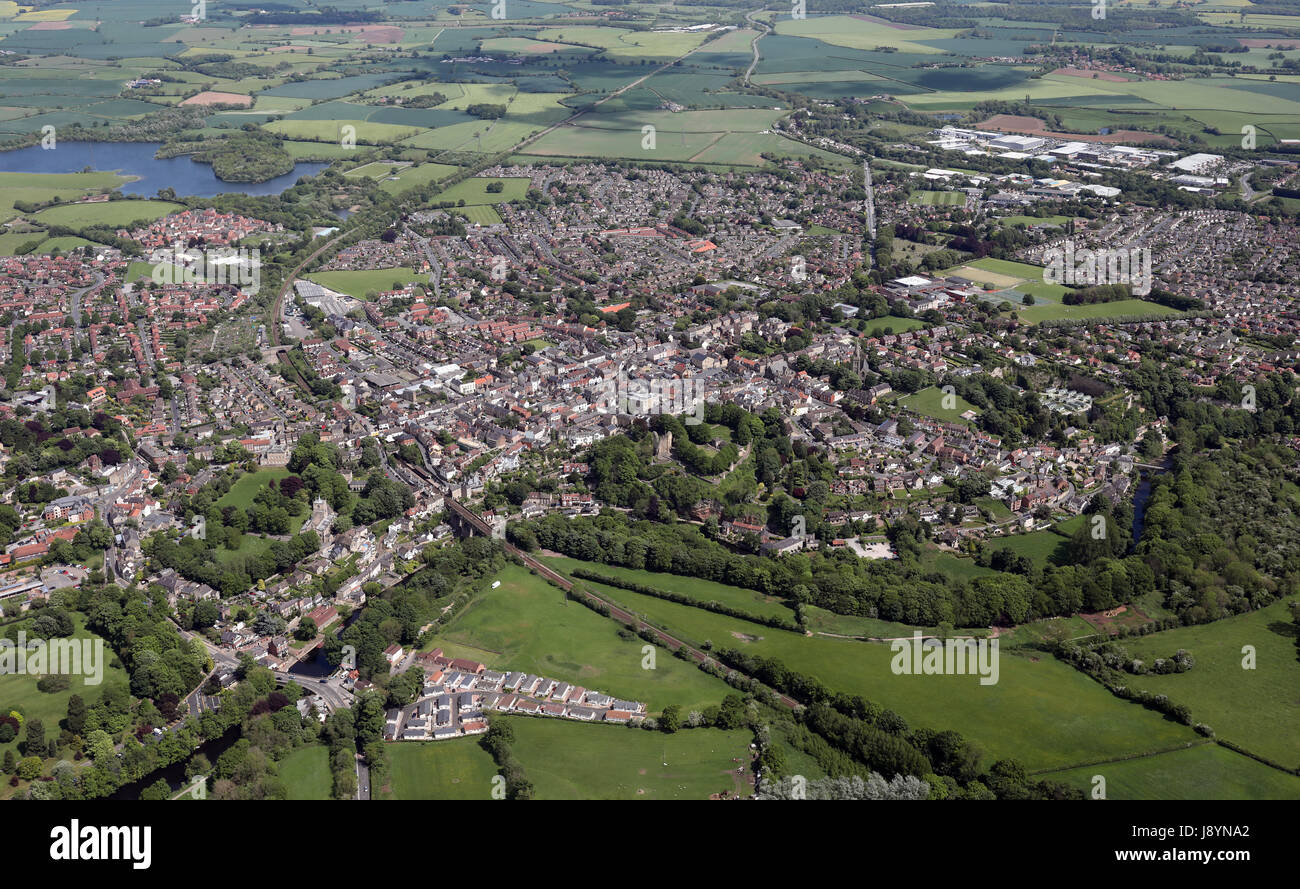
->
504;717;753;799
303;267;422;299
0;171;131;224
380;738;500;800
1117;599;1300;769
899;386;980;425
277;745;331;800
546;555;797;623
909;190;967;206
1040;743;1300;800
552;562;1203;773
31;199;182;229
862;314;927;336
424;563;733;715
216;469;292;510
0;613;132;762
434;176;530;206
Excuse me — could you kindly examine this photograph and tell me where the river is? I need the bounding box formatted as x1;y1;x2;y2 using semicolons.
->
1130;457;1173;548
108;725;242;801
0;141;329;198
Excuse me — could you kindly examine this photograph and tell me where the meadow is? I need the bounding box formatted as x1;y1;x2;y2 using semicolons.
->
553;562;1204;773
1040;743;1300;800
0;613;132;762
277;745;331;800
423;563;734;714
899;386;981;425
503;717;753;799
380;738;500;800
31;199;182;229
1116;599;1300;769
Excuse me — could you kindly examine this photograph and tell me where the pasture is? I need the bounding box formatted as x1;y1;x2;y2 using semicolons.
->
555;563;1203;773
380;739;500;800
424;563;734;714
503;717;754;800
31;199;182;229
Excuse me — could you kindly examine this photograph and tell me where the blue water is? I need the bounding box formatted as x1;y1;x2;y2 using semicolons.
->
0;141;329;198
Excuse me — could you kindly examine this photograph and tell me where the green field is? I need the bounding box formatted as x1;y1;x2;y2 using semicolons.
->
0;614;132;761
909;190;967;206
899;386;981;425
32;199;182;229
277;745;331;800
216;469;292;510
425;563;733;714
553;562;1202;772
381;739;500;800
504;717;753;800
1117;599;1300;769
1041;743;1300;800
303;267;422;300
547;555;797;623
0;171;131;224
433;176;530;206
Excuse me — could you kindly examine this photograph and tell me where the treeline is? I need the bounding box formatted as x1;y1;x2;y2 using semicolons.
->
718;648;1081;800
569;568;800;632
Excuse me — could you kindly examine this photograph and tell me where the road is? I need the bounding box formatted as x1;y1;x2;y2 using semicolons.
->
269;229;351;347
743;10;771;86
355;755;370;800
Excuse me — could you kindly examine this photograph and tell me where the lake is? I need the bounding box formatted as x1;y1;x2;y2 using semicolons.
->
0;141;329;198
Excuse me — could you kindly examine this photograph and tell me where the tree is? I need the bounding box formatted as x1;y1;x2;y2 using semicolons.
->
660;704;681;733
66;695;86;734
22;718;45;757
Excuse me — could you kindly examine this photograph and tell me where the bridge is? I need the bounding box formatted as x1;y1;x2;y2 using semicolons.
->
443;496;801;710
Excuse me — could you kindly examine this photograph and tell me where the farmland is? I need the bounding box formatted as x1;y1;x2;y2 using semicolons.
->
553;561;1202;772
423;563;734;715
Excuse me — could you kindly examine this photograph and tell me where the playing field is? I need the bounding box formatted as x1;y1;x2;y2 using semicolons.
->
380;739;500;800
504;717;754;800
304;267;422;300
424;563;733;714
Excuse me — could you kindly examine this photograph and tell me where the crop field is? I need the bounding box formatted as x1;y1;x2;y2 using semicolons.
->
554;564;1206;774
381;739;501;800
303;268;422;300
424;563;733;714
504;717;754;800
